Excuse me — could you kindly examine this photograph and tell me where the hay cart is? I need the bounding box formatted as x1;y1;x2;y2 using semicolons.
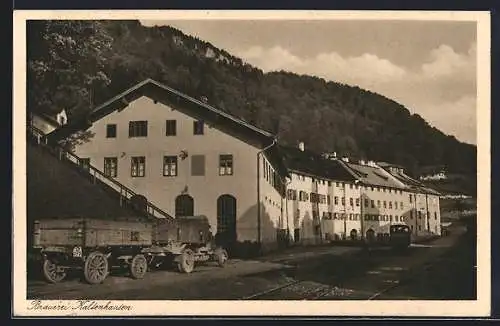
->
32;215;229;284
32;217;153;284
146;215;229;274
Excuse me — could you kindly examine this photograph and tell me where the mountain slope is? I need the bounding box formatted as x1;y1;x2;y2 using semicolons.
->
27;20;477;177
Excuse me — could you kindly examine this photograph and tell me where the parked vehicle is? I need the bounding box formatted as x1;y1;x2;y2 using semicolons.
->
32;215;228;284
389;224;412;250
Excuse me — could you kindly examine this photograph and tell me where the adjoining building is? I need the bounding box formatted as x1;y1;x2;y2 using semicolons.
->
278;144;358;245
378;162;442;237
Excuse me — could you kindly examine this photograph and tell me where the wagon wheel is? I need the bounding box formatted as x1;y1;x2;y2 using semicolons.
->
42;258;67;283
129;254;148;279
84;252;109;284
214;248;228;267
177;249;195;274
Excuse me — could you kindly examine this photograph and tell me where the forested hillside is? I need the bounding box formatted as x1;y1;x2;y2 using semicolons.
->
27;20;476;177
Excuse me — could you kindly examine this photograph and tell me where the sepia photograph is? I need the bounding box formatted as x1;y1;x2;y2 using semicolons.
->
13;10;491;317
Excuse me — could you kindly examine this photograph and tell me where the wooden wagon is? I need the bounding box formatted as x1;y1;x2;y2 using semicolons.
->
32;215;229;284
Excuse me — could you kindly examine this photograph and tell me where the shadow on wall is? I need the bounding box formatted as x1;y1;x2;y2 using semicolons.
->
233;202;284;259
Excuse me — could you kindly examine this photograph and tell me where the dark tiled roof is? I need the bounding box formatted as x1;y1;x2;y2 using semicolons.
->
343;162;406;189
388;170;441;195
277;145;357;182
47;79;275;148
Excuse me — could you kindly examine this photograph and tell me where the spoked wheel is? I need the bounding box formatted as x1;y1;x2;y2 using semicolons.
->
84;252;109;284
129;254;148;279
42;258;67;283
214;248;228;267
177;249;195;274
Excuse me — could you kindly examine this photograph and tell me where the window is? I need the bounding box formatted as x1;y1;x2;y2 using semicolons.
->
389;201;393;209
371;200;375;208
418;225;421;231
390;215;393;221
349;198;354;206
334;196;339;205
163;156;178;176
328;181;332;186
349;214;353;220
191;155;205;176
349;184;353;189
193;120;204;135
336;182;340;187
327;195;331;205
395;215;399;222
410;210;413;219
166;120;177;136
341;197;345;206
320;195;327;204
364;215;369;221
130;231;140;242
400;202;404;209
219;154;233;176
131;156;146;177
129;121;148;137
395;202;398;209
104;157;117;177
409;194;413;203
287;189;297;200
106;124;117;138
377;200;381;208
79;158;90;170
435;212;438;219
364;199;369;207
418;211;422;219
356;198;360;206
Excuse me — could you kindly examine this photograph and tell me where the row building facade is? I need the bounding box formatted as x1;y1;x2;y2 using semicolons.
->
45;79;442;253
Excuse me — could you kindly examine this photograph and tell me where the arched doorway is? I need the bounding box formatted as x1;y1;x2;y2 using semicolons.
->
175;194;194;217
216;195;237;249
366;228;375;244
350;229;358;241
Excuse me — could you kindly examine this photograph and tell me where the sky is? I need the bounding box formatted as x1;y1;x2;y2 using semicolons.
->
140;19;477;145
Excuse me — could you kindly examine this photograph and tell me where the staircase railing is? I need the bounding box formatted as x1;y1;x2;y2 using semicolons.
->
28;124;175;221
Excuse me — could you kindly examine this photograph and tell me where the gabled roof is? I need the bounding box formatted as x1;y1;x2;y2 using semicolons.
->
386;169;441;195
277;145;357;182
46;78;275;147
31;111;61;128
343;162;407;190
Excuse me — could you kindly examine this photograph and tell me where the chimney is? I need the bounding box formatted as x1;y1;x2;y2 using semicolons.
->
298;142;305;151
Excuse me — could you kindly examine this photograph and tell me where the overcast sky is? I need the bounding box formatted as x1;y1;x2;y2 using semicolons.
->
141;20;477;145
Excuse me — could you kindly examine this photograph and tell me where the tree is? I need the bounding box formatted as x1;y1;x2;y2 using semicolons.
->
27;21;114;118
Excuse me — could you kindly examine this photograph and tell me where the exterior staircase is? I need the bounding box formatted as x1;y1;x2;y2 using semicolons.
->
27;125;175;221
